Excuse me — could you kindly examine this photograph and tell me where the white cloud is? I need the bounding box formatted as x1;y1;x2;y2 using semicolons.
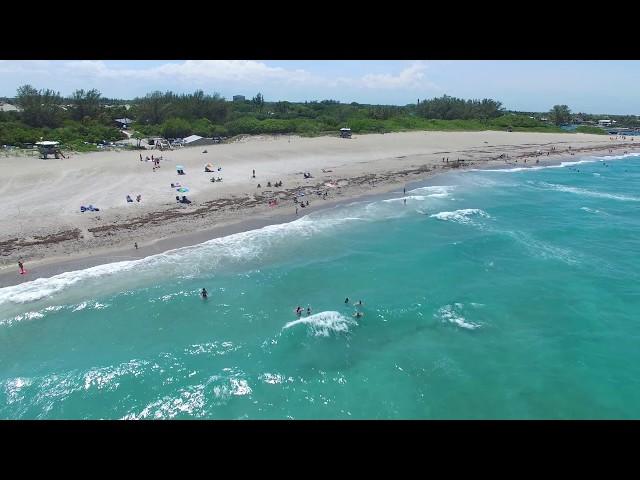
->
62;60;315;85
0;60;441;103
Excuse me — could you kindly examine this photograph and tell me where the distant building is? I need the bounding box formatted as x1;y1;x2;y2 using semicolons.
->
115;118;134;129
233;95;246;102
0;102;22;112
598;119;615;126
183;135;219;146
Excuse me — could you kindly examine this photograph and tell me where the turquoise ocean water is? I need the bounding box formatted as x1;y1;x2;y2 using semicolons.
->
1;153;639;419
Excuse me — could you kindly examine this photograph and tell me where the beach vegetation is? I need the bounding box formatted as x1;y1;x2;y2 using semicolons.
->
0;85;618;149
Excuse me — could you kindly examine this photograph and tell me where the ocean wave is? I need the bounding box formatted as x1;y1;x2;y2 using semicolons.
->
0;212;375;307
537;182;640;202
430;208;491;224
282;311;356;337
408;185;456;197
435;303;481;330
580;206;601;214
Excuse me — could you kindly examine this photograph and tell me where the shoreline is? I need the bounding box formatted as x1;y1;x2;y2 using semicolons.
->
1;131;636;288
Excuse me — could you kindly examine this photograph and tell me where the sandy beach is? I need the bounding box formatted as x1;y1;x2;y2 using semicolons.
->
1;130;636;286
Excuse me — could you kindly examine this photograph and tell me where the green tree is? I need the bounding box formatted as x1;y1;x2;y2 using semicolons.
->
549;105;572;126
161;118;192;138
252;92;264;112
15;84;65;128
70;88;102;121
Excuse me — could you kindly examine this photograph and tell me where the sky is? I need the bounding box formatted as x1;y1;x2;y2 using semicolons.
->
0;60;639;114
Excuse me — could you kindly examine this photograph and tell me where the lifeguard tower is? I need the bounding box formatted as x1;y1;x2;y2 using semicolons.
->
35;141;65;159
340;127;352;138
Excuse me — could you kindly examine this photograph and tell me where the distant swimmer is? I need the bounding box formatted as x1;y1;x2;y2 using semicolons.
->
296;306;302;316
353;311;363;318
201;288;208;299
404;199;407;205
357;300;363;306
307;307;312;316
344;297;349;304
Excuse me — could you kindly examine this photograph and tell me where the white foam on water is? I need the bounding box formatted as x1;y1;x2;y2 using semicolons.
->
283;310;356;337
4;377;33;405
436;304;481;330
408;185;456;196
383;195;427;203
430;208;491;224
0;211;378;308
537;182;640;202
580;206;601;214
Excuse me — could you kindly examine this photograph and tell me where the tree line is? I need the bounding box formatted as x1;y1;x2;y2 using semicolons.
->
3;85;609;148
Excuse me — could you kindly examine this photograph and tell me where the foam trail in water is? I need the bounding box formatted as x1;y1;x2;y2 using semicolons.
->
282;311;356;337
430;209;490;224
436;303;481;330
537;182;640;202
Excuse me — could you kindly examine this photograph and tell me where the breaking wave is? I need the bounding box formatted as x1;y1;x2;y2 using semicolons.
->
282;311;356;337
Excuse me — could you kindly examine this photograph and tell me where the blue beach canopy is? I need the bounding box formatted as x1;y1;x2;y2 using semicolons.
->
176;165;185;170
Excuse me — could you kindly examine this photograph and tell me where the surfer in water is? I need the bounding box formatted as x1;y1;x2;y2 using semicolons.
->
307;307;312;316
296;306;302;316
201;288;208;299
344;297;349;304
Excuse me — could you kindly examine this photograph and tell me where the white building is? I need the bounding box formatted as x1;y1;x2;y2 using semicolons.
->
0;102;21;112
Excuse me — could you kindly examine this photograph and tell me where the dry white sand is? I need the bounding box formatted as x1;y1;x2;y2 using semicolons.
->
1;130;634;284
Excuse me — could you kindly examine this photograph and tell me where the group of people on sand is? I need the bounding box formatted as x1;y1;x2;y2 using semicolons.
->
126;194;142;203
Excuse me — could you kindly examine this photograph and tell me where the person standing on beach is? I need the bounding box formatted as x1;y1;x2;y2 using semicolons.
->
252;169;256;178
295;207;298;215
140;153;142;161
134;242;138;250
18;259;25;275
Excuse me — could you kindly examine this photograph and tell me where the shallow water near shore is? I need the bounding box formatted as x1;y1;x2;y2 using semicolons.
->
1;153;640;419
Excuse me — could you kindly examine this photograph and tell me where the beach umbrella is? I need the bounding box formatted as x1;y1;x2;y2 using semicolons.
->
176;165;185;171
177;187;189;193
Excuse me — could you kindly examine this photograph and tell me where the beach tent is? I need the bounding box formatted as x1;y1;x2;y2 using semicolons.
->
176;165;186;175
205;163;214;172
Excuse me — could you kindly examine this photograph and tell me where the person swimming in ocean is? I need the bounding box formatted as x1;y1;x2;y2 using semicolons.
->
353;311;363;318
344;297;349;304
201;288;208;299
296;306;302;316
307;307;311;316
357;300;363;306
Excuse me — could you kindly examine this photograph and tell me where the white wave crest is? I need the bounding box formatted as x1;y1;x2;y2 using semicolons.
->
408;185;455;197
430;208;490;224
436;303;481;330
537;182;640;202
283;311;356;337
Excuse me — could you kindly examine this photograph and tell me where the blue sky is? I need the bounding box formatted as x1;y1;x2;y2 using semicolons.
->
0;60;638;114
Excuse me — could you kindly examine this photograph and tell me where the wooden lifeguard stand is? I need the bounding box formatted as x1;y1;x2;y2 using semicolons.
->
35;141;65;159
